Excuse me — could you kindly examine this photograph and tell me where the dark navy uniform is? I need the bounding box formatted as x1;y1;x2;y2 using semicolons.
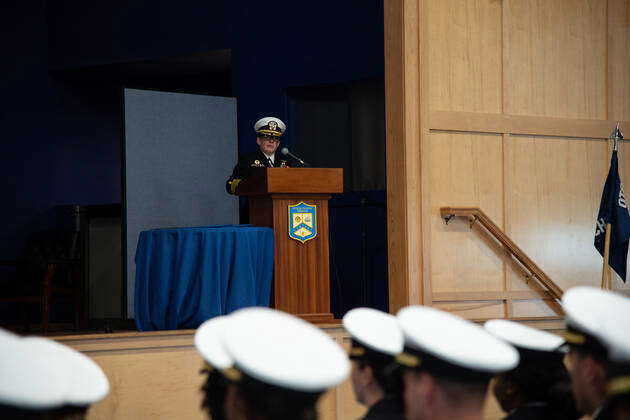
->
225;149;297;195
360;396;405;420
503;402;580;420
592;404;615;420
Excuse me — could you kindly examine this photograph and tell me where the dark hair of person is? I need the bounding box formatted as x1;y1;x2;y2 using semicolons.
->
434;374;490;406
356;357;405;408
605;362;630;420
200;367;229;420
608;394;630;420
494;355;581;420
232;373;323;420
0;403;88;420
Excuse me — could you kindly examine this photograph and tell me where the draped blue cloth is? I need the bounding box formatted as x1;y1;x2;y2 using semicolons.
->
134;225;274;331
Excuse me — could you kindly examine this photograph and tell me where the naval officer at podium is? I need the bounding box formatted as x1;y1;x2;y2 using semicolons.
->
226;117;300;195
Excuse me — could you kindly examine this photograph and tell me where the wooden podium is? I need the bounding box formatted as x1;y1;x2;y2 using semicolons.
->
236;167;343;323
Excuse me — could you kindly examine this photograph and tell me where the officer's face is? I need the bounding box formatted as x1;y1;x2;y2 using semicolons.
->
564;349;603;415
257;136;280;155
402;369;427;420
350;360;369;406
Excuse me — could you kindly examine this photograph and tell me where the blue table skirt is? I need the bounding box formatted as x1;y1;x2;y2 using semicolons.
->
134;225;274;331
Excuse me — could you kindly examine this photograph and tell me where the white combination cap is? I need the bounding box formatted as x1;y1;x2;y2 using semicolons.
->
396;306;519;376
254;117;286;137
0;333;109;409
564;288;630;398
600;318;630;364
562;286;630;352
23;337;109;406
0;332;68;409
343;307;403;357
484;319;564;354
194;316;233;370
220;307;350;392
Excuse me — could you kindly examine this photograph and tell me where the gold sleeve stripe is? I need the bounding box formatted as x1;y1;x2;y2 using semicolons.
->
230;179;241;194
396;352;421;368
607;376;630;396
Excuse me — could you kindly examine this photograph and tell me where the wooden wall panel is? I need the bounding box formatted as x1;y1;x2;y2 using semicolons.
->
386;0;630;316
512;300;557;317
87;348;206;420
429;0;502;113
505;135;607;292
385;0;426;311
433;301;505;319
608;0;630;121
429;132;504;297
503;0;606;119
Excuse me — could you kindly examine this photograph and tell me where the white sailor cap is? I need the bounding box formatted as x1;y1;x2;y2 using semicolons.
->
254;117;286;138
343;307;404;359
567;288;630;398
484;319;565;362
220;307;350;392
194;316;233;370
562;286;630;357
0;331;109;409
25;337;110;406
396;306;519;379
0;331;67;409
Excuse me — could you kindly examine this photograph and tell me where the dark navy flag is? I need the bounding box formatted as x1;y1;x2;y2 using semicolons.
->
594;149;630;282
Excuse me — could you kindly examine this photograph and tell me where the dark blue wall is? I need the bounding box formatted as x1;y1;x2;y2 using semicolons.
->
3;1;121;259
3;0;385;313
3;0;383;257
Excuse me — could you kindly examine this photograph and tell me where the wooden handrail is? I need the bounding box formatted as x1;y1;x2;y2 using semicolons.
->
440;207;564;300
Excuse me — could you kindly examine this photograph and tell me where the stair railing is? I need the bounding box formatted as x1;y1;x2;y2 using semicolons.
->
440;207;563;300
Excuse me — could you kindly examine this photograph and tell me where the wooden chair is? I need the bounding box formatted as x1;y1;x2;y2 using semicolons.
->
0;231;86;334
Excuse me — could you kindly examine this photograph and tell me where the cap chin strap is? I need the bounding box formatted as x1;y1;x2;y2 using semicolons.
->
349;347;366;357
395;352;421;368
222;367;243;382
564;330;586;345
607;376;630;396
257;129;282;137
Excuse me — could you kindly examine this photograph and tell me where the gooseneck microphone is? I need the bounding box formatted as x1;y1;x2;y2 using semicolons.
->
280;147;310;167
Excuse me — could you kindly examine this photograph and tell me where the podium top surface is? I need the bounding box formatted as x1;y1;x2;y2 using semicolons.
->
236;167;343;195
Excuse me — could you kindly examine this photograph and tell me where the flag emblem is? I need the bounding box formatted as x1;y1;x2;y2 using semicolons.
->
288;202;317;243
595;146;630;282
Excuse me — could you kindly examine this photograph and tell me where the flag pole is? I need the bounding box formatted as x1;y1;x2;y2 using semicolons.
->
601;123;622;289
601;223;612;289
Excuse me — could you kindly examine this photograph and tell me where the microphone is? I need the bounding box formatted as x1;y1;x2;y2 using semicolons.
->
280;147;309;167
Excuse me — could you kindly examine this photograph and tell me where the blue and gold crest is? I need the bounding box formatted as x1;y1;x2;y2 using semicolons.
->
288;202;317;243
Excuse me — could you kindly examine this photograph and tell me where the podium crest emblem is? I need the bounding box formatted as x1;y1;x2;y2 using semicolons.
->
288;202;317;243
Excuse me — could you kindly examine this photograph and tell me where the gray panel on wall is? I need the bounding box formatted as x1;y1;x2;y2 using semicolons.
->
124;88;238;318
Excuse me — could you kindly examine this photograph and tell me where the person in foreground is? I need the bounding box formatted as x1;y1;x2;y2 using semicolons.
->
194;307;349;420
226;116;299;195
343;307;405;420
597;304;630;420
562;286;630;420
395;305;519;420
195;316;232;420
0;328;109;420
484;319;581;420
